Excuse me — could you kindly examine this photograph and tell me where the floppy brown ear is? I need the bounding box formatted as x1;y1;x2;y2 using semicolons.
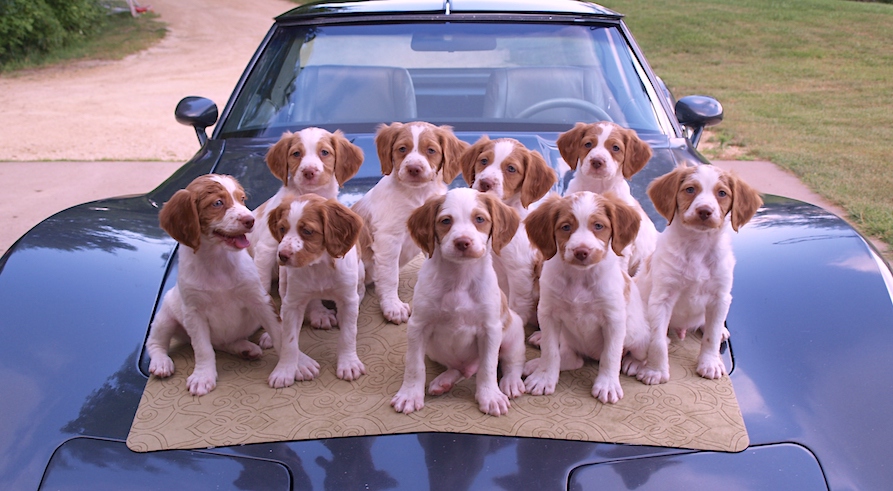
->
266;200;290;243
332;130;364;185
322;199;364;258
459;135;490;186
648;167;688;225
520;149;557;208
728;172;763;231
159;189;202;250
266;132;296;186
603;193;641;256
481;193;520;255
524;196;561;260
374;123;401;175
620;127;653;179
438;125;468;184
556;122;590;171
406;195;445;257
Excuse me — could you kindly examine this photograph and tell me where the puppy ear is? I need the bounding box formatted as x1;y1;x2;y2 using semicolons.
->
459;135;490;186
322;199;364;258
406;195;445;257
520;149;557;208
728;172;763;231
159;189;202;250
481;193;520;255
332;130;364;185
266;131;296;186
524;196;561;260
620;127;653;179
556;122;589;171
266;200;289;243
603;193;641;256
437;125;469;184
648;167;688;225
375;123;401;175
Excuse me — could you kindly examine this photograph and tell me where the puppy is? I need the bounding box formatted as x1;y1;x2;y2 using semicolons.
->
391;188;526;416
459;136;557;325
352;121;467;324
249;128;364;329
146;174;283;396
635;165;762;384
522;191;649;404
266;193;366;387
557;121;657;276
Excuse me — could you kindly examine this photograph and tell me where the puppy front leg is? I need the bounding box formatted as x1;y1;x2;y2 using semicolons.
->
392;317;428;414
182;311;217;396
334;292;365;381
146;302;178;378
697;293;732;379
477;321;511;416
498;310;527;399
269;296;319;388
637;290;679;385
372;238;412;324
524;313;561;395
592;309;626;404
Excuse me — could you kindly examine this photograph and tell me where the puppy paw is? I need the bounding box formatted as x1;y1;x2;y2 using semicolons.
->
721;326;731;341
296;352;321;381
523;370;556;396
391;389;425;414
477;387;511;416
149;355;175;378
239;342;263;360
636;367;669;385
258;332;273;349
186;371;216;396
621;354;644;376
592;376;623;404
336;356;366;381
697;354;727;379
428;369;462;395
499;375;526;399
381;299;411;324
526;330;542;347
307;304;338;330
268;364;296;389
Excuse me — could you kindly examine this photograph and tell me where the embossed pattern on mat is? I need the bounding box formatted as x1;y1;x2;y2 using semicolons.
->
128;258;749;453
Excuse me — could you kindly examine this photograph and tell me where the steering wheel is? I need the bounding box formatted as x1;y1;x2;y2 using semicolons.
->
516;98;613;121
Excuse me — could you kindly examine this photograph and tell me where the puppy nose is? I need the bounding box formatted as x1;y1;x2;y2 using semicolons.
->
406;165;423;177
478;179;493;192
574;248;590;261
278;251;290;264
590;157;604;169
697;207;713;221
242;216;255;229
454;237;471;252
302;168;318;180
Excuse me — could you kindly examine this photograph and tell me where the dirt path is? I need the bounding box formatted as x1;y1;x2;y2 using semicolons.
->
0;0;294;162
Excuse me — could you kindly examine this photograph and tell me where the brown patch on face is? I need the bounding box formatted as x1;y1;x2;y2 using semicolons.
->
584;205;613;262
290;198;328;267
407;194;447;257
374;122;403;176
611;126;653;179
556;122;604;171
459;135;491;186
647;166;697;225
266;132;302;186
158;176;240;250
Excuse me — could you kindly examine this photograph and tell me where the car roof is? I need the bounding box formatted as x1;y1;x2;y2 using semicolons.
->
277;0;622;21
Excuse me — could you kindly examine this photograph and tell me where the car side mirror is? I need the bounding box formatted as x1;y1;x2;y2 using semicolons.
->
675;95;723;148
175;97;218;147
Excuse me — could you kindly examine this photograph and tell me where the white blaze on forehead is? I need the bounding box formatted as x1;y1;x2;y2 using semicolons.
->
441;187;479;219
286;198;311;228
691;165;723;208
410;123;425;152
492;140;515;166
570;191;600;221
210;174;238;194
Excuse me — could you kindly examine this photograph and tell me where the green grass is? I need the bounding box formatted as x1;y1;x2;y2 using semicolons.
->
600;0;893;251
0;10;166;73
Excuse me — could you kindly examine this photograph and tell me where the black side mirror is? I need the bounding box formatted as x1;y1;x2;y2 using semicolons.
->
675;95;723;148
175;97;218;147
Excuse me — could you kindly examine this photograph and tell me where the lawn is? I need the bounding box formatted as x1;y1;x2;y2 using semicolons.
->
600;0;893;253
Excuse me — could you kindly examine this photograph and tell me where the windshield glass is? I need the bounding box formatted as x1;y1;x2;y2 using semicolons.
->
220;21;664;137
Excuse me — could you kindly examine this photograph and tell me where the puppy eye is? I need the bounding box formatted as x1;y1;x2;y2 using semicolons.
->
718;190;728;198
279;226;286;235
213;199;224;207
594;223;605;231
301;228;313;236
480;158;488;166
427;148;437;155
440;217;452;225
398;146;407;153
584;142;592;149
560;223;571;232
320;150;330;157
612;145;621;152
685;187;696;194
506;165;517;173
292;151;301;158
475;216;485;224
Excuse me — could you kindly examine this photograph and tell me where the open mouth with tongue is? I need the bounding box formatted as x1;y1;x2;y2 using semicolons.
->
214;231;250;249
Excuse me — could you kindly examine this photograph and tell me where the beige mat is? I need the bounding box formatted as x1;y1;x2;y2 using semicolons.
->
128;258;748;453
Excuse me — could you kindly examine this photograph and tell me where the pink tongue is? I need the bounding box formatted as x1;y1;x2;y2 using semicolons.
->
228;234;250;249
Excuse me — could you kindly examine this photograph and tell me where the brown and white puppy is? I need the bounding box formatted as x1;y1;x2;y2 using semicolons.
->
459;136;557;326
635;165;762;385
558;121;657;276
146;174;283;396
352;121;468;324
250;127;364;329
391;188;526;416
522;191;650;404
265;193;366;387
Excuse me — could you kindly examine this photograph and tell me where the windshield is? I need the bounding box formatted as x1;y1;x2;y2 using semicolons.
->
220;21;664;138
